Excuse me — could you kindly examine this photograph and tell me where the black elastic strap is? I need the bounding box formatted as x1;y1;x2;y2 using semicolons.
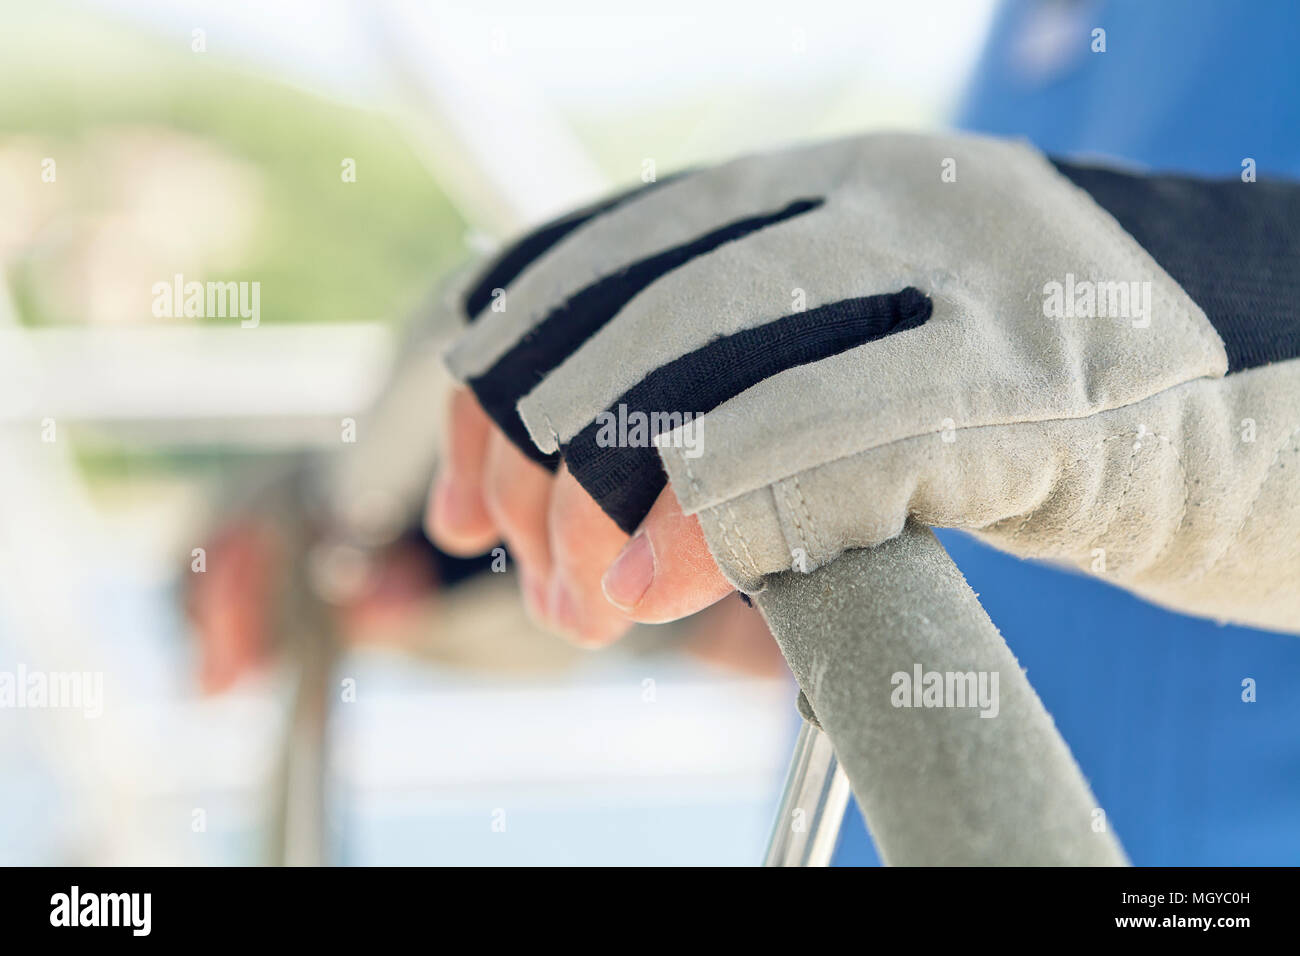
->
469;198;826;465
1052;159;1300;373
563;288;934;533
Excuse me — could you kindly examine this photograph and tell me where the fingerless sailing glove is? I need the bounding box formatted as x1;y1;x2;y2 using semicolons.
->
444;132;1300;633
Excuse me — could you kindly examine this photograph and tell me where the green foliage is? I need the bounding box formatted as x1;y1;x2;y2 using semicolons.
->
0;3;467;328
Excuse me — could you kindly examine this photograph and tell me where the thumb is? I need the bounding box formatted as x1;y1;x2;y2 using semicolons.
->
600;486;735;623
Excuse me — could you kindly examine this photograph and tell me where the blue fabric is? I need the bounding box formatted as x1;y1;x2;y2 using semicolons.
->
958;0;1300;177
835;0;1300;867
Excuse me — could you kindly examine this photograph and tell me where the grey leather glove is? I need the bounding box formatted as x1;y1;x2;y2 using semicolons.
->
444;131;1300;634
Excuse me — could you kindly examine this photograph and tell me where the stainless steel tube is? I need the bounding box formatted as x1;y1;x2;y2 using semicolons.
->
763;720;853;866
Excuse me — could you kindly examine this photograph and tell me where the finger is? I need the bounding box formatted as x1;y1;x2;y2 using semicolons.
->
601;486;734;623
514;200;833;457
427;387;498;555
481;429;556;616
545;465;636;647
445;169;714;384
189;521;277;694
447;164;829;467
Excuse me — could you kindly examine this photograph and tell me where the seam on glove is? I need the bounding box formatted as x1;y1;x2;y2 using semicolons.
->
1007;433;1129;543
998;429;1190;574
675;361;1221;524
1030;149;1227;376
692;399;1208;590
1083;432;1160;560
684;455;757;579
773;481;802;560
1051;160;1300;373
549;287;933;531
1193;424;1300;582
780;476;821;556
1137;437;1191;572
776;480;813;572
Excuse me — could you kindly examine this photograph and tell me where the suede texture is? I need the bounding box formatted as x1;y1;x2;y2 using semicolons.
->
666;358;1300;634
758;521;1129;865
443;131;1293;632
516;134;1223;459
436;130;1300;865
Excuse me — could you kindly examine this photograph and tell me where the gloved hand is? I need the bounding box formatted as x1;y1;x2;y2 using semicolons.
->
440;131;1300;635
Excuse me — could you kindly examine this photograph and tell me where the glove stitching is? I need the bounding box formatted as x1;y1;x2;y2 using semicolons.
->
724;500;759;576
789;475;827;559
773;481;805;558
1035;149;1217;367
1004;432;1190;572
684;456;756;578
1192;424;1300;582
1137;437;1191;573
1008;434;1131;543
1084;431;1176;563
670;362;1218;530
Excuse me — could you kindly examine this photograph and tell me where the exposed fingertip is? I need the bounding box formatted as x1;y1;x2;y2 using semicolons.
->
548;573;582;636
428;474;496;555
520;568;550;625
602;531;655;611
606;492;733;624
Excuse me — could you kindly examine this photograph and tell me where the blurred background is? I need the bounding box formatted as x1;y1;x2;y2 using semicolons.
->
0;0;995;865
4;0;1298;866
